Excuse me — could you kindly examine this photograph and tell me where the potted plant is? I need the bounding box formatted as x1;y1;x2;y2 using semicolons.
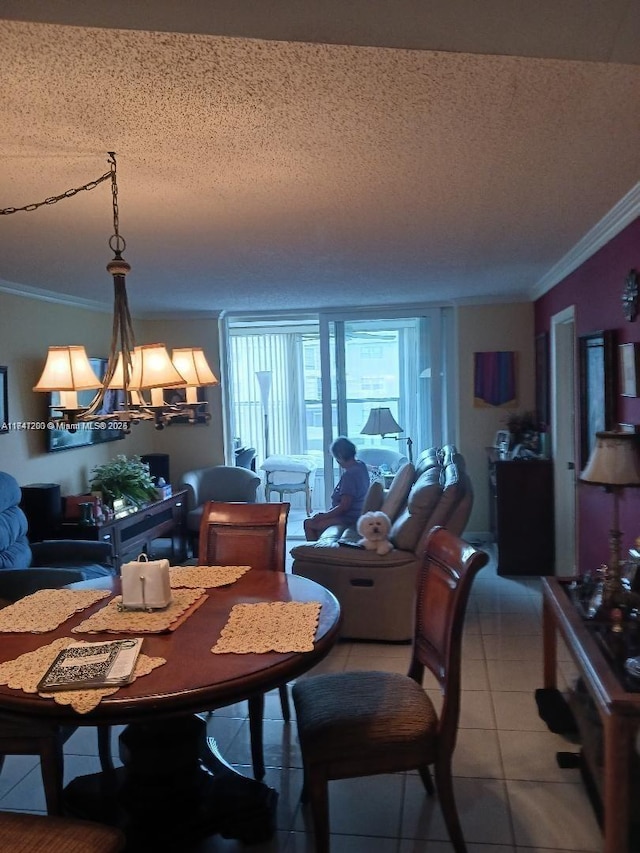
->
89;454;157;508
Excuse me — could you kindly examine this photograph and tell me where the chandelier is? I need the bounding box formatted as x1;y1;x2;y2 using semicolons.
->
4;153;217;429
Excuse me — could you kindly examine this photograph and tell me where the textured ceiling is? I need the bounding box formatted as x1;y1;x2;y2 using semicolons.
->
1;3;640;316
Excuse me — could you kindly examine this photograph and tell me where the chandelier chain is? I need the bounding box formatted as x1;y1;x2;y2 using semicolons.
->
0;169;112;216
108;152;126;254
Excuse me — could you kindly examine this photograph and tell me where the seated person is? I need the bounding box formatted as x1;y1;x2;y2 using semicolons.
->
303;437;370;541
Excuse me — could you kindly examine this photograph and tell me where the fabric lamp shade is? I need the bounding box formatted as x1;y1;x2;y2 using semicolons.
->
107;348;148;406
361;407;403;437
256;371;272;411
172;348;218;404
33;346;102;392
580;431;640;487
171;348;218;386
136;344;186;390
108;347;143;390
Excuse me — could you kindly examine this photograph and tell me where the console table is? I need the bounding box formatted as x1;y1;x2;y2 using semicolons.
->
542;577;640;853
60;490;188;571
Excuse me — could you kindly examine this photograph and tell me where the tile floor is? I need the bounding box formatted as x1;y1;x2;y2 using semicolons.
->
0;538;604;852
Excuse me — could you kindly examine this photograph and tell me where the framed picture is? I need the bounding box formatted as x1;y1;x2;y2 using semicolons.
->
619;343;640;397
0;366;7;434
578;330;616;468
163;386;208;424
494;429;510;450
47;358;126;452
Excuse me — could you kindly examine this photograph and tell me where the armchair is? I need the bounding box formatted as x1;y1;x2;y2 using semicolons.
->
356;446;409;474
179;465;261;553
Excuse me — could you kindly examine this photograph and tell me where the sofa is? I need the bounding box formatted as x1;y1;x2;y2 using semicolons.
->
290;445;473;641
0;472;115;601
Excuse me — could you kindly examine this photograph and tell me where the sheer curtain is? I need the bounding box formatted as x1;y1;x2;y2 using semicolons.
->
228;330;307;464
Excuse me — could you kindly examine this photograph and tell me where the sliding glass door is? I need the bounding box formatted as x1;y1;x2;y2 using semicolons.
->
318;311;446;505
222;306;453;512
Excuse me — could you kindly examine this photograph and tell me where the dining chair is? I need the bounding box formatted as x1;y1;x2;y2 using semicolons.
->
198;500;291;780
292;525;489;853
0;592;114;816
0;708;114;817
0;809;125;852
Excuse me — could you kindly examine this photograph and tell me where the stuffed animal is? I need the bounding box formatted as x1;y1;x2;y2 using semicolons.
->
357;511;393;555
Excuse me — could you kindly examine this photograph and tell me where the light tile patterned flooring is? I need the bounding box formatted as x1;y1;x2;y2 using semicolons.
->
0;538;603;852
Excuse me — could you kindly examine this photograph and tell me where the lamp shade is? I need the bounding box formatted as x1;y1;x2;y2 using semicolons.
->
171;348;218;387
108;347;142;390
255;371;272;411
33;346;102;392
136;344;186;390
580;431;640;487
360;407;403;436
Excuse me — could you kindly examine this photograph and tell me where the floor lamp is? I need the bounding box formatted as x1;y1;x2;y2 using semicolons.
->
255;371;272;461
360;407;413;463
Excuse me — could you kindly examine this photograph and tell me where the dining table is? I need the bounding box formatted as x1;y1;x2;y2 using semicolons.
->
0;568;341;850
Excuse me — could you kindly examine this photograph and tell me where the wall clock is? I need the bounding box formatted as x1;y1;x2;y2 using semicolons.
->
622;269;639;322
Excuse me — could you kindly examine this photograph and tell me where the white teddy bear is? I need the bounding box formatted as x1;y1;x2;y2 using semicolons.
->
356;511;393;556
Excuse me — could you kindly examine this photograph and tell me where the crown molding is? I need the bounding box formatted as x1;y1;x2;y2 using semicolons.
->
531;181;640;300
0;279;112;313
0;279;222;321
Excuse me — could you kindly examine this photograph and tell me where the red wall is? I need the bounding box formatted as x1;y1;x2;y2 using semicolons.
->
535;216;640;571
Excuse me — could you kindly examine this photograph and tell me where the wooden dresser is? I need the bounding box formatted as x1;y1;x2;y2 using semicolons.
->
487;448;554;575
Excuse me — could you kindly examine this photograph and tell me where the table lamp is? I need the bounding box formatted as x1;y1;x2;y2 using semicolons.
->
580;430;640;609
360;407;413;463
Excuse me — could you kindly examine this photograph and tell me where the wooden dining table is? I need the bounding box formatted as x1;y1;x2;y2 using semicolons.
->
0;570;341;850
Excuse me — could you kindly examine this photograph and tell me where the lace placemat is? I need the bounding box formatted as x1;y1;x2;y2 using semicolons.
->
0;589;112;633
169;565;250;588
0;636;166;714
211;601;322;654
71;588;206;634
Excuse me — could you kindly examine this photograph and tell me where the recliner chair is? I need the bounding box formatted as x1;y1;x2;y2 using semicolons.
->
0;472;115;602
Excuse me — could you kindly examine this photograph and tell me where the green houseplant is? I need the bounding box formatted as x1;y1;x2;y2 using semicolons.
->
89;454;157;507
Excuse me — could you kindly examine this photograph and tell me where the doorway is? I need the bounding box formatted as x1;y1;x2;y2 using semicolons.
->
551;306;577;574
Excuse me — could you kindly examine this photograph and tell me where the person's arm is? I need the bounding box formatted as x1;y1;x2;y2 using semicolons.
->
313;494;353;523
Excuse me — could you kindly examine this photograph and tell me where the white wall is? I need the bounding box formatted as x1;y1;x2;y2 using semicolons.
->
456;302;535;533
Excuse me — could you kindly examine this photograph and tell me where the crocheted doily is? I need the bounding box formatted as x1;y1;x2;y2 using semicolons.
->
0;636;166;714
0;589;111;633
211;601;321;654
169;565;250;588
71;588;206;634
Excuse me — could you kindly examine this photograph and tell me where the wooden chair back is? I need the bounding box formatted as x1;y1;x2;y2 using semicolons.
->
408;525;488;753
198;501;290;572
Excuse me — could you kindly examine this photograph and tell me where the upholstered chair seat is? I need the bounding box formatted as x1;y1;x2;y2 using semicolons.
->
293;670;438;765
0;810;125;852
